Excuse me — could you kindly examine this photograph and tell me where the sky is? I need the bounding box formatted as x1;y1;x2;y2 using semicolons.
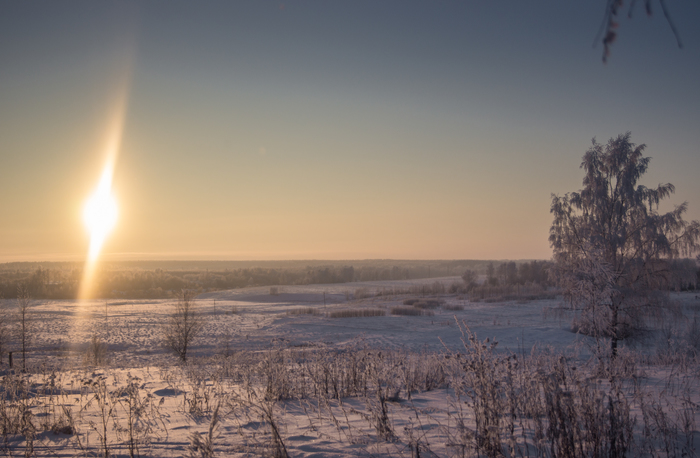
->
1;1;699;262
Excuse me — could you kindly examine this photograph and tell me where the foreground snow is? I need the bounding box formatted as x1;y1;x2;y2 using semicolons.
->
1;278;698;457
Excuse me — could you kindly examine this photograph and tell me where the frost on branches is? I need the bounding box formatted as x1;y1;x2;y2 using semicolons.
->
549;133;699;358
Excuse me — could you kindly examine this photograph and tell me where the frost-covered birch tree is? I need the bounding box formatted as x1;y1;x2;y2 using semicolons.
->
550;133;699;358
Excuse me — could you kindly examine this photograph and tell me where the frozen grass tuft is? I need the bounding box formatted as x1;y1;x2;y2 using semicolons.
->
413;299;441;309
390;307;434;317
3;287;700;456
84;333;108;366
402;298;442;308
328;308;385;318
353;287;372;299
1;331;699;457
470;283;558;302
286;307;320;316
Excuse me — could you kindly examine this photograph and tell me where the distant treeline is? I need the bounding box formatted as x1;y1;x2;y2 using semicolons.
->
466;259;698;290
483;260;553;287
3;258;695;300
1;259;495;299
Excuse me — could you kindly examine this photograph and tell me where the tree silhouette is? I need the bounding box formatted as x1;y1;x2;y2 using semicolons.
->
550;132;699;357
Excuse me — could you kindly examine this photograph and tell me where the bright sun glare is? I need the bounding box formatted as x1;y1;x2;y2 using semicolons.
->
83;165;118;263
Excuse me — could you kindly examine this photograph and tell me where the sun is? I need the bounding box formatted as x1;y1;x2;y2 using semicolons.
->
83;165;118;263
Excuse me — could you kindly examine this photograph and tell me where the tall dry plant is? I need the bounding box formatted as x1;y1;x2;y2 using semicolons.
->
15;286;32;372
0;300;7;362
188;404;219;458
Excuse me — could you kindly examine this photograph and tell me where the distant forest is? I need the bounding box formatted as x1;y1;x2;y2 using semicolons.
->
0;259;493;299
0;258;696;300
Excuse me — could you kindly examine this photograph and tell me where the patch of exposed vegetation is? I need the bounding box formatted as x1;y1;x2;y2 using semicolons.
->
328;309;386;318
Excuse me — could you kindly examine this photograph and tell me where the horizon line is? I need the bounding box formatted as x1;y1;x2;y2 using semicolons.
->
0;255;551;265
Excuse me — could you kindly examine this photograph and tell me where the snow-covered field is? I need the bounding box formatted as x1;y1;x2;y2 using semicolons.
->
24;277;578;368
1;277;699;457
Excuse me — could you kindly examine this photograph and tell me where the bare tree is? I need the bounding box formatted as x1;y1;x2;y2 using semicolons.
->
486;262;496;286
16;285;33;371
550;132;700;358
461;269;477;291
164;290;203;362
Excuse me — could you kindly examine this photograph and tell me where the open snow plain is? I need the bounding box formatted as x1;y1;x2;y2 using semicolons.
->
2;277;699;457
25;277;577;368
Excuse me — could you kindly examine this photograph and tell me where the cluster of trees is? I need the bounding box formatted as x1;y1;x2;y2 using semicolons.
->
0;266;80;299
667;258;700;291
487;260;552;287
465;258;698;294
461;260;553;290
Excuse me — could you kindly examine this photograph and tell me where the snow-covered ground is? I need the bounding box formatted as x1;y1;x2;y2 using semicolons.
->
21;277;581;368
1;278;699;456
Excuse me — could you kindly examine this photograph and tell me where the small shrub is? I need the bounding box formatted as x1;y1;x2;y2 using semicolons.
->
50;408;75;436
84;334;108;366
269;286;279;296
403;299;418;306
164;289;203;362
685;314;700;352
413;300;441;309
409;281;446;296
390;307;434;317
286;307;320;316
354;288;372;299
449;281;467;294
431;280;446;294
376;286;411;297
329;309;385;318
571;309;637;340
